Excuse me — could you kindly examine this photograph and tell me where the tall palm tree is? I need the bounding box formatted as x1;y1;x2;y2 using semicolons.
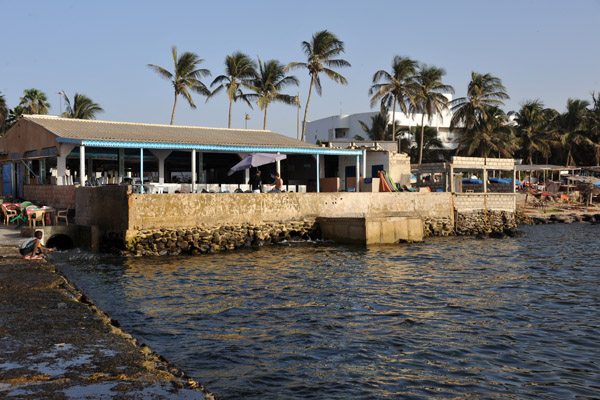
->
249;58;299;130
19;88;50;115
286;30;351;141
589;92;600;166
408;125;445;163
369;56;418;140
554;98;592;166
511;100;554;164
457;106;515;158
209;52;257;128
0;92;7;130
451;72;509;133
409;64;454;165
148;46;211;125
61;92;104;119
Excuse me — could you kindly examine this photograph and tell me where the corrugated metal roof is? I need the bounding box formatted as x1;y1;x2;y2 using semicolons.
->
23;115;318;149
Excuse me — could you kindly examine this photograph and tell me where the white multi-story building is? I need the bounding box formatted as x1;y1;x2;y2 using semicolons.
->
305;94;458;151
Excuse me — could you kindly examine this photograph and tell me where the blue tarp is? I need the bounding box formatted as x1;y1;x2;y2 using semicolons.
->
462;178;482;184
594;182;600;188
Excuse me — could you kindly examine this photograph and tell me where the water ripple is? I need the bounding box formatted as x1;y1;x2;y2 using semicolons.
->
51;223;600;399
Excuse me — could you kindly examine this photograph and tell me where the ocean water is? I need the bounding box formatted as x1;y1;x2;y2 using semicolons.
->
51;223;600;399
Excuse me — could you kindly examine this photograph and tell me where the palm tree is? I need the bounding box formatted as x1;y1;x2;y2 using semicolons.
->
19;88;50;115
369;56;418;140
554;98;592;166
409;64;454;165
511;100;555;164
0;92;7;131
451;72;509;133
457;106;515;158
358;111;393;141
589;92;600;165
286;30;351;141
249;58;299;130
148;46;211;125
408;125;445;163
209;52;257;128
61;92;104;119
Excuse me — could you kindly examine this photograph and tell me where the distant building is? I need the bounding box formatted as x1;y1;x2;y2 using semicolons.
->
305;94;458;151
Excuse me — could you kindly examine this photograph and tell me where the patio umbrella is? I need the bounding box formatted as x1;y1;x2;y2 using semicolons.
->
227;153;287;176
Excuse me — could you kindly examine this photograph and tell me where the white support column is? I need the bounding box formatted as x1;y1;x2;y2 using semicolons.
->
356;154;360;193
140;148;144;194
245;169;250;185
79;145;85;187
316;154;320;193
362;149;367;179
450;166;455;193
483;168;488;193
149;149;172;184
191;149;196;193
276;152;281;175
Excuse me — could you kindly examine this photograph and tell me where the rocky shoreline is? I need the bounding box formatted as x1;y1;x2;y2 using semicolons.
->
0;243;213;399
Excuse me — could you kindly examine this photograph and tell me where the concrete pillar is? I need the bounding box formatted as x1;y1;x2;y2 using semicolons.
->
450;166;455;193
56;156;67;185
316;154;320;193
276;152;281;175
362;149;367;179
118;148;125;182
79;145;85;187
191;149;196;193
356;154;360;193
245;168;250;185
140;148;144;194
483;168;488;193
149;149;172;184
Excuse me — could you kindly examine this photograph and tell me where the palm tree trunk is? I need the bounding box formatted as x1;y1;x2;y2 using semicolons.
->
418;113;426;165
392;96;397;140
228;99;233;128
263;104;268;130
301;74;315;142
170;92;178;125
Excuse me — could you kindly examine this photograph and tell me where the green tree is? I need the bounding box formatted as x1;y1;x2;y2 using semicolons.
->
369;56;418;140
409;65;454;165
0;92;7;131
19;88;50;115
249;58;299;130
358;111;394;141
148;46;211;125
554;98;593;166
61;92;104;119
589;92;600;165
511;100;556;164
286;30;351;141
210;52;257;128
451;72;509;133
407;125;444;163
457;106;515;158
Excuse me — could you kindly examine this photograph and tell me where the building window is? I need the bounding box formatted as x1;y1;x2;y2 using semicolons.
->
335;128;347;138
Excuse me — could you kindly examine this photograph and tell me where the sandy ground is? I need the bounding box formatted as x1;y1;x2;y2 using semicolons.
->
0;226;214;399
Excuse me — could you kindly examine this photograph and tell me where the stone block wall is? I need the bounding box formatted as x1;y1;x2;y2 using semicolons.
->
23;185;76;209
126;220;319;256
454;193;516;213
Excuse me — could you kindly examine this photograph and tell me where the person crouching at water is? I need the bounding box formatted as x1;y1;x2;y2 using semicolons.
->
19;230;54;260
268;172;283;193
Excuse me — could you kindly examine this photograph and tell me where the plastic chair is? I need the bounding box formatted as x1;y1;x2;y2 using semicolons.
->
29;210;45;227
56;207;69;225
1;205;18;225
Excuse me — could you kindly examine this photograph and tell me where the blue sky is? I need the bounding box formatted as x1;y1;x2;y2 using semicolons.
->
2;0;599;137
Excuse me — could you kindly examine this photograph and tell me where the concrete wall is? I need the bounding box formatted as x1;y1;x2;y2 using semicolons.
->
23;185;77;209
75;186;130;233
454;193;516;212
128;192;455;231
